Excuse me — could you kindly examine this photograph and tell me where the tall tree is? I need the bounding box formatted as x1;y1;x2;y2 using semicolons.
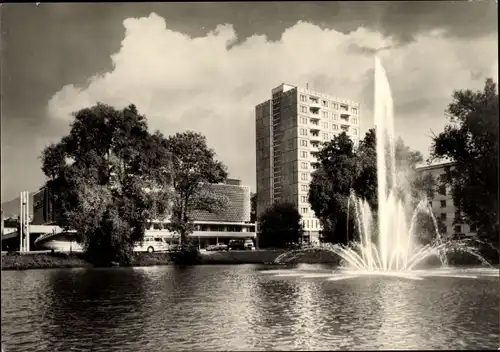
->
41;103;172;265
309;129;435;245
166;131;228;247
308;132;360;244
430;78;499;250
258;202;304;248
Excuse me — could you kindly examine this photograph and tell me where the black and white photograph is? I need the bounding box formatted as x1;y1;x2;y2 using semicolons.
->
1;1;498;351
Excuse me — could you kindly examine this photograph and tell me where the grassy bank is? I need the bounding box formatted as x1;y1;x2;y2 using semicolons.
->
200;249;286;264
1;252;177;271
1;250;286;270
1;252;91;270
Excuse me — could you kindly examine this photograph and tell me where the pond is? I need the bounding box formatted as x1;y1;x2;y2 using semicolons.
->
1;264;498;351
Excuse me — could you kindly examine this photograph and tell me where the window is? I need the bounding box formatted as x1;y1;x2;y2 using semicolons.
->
301;208;308;215
438;184;446;195
299;116;308;124
440;213;446;221
300;150;308;158
306;220;310;228
301;173;308;181
332;124;339;130
321;100;328;107
300;196;307;203
300;139;308;147
454;225;461;233
300;105;308;113
322;122;329;129
332;113;338;120
352;118;358;125
301;184;308;192
300;162;308;170
300;128;308;136
332;103;338;109
322;133;329;140
440;200;446;208
322;111;328;118
353;128;358;135
300;95;307;102
352;107;358;115
340;104;348;112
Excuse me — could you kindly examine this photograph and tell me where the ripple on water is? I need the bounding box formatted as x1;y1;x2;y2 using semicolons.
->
1;265;499;351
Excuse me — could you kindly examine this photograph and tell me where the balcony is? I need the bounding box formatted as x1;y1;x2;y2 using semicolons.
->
309;106;321;114
340;113;350;121
309;98;321;109
310;133;321;142
309;115;320;123
309;124;320;132
310;143;320;152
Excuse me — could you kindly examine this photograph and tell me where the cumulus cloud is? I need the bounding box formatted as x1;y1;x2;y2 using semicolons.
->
47;12;498;189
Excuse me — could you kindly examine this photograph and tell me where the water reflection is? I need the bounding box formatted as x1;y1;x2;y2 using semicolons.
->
43;268;151;351
1;265;498;351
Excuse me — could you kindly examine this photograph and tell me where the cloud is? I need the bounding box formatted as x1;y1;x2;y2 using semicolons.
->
47;12;498;190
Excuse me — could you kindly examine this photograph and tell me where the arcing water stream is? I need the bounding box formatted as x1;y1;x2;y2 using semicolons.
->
272;56;494;278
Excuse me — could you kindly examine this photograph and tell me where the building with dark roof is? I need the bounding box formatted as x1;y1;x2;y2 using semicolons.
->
3;178;256;251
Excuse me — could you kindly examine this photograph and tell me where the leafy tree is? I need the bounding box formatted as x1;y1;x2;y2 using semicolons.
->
309;132;360;244
40;103;172;266
166;131;228;248
258;202;304;248
309;129;435;245
430;78;499;251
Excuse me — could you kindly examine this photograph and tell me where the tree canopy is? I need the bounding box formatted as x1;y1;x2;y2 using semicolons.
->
166;131;228;247
309;129;437;245
258;202;304;248
430;78;499;250
41;103;172;265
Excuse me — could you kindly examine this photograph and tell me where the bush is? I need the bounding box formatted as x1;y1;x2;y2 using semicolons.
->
171;241;202;265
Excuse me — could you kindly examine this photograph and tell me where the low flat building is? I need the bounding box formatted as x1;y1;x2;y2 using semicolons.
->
3;178;256;251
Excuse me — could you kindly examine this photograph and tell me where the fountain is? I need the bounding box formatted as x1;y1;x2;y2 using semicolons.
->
272;56;494;278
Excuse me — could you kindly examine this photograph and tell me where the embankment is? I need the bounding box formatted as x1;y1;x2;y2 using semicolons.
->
1;250;289;270
1;252;177;270
200;249;286;264
1;252;91;270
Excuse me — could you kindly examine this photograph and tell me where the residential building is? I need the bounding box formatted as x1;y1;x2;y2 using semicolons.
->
255;83;361;244
415;161;476;237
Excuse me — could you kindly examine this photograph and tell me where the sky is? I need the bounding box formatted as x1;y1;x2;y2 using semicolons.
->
1;1;498;202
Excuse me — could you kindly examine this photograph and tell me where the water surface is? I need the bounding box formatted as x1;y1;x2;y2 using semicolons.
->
2;265;498;351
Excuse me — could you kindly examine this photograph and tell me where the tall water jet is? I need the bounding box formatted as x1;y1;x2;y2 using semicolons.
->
273;55;491;273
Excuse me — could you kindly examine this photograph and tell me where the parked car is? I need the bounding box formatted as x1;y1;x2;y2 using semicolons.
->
244;239;255;250
228;239;245;251
228;239;255;251
134;236;170;253
206;243;228;251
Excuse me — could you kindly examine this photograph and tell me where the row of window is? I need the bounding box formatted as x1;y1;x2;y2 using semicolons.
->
299;95;359;115
297;135;358;148
298;109;359;123
302;219;320;229
298;115;360;125
299;126;358;135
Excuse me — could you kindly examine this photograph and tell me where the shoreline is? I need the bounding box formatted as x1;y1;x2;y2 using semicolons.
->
0;250;289;271
2;249;497;271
